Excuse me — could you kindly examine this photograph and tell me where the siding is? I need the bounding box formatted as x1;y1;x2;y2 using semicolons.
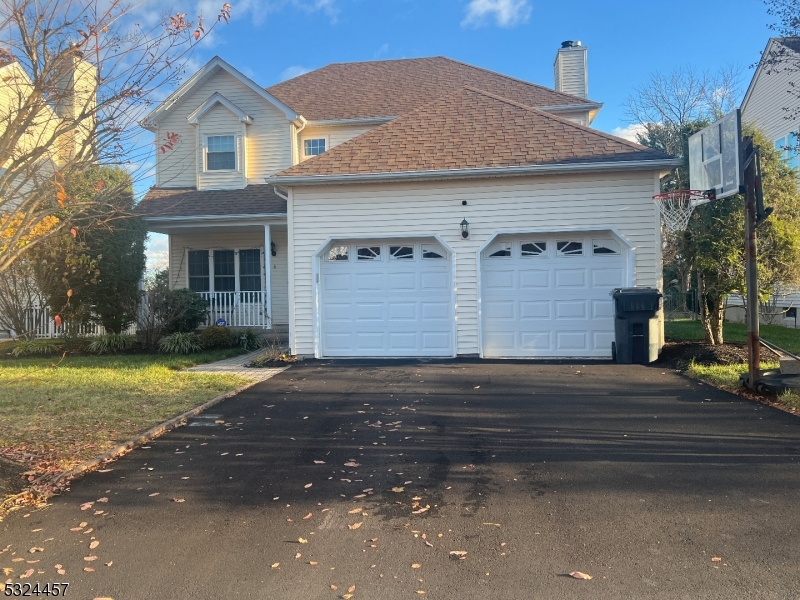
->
742;41;799;142
299;124;378;162
168;230;289;326
554;47;587;99
197;103;246;189
156;70;293;189
289;171;661;356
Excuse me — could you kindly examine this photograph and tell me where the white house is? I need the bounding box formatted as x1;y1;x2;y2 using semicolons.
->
138;43;680;358
736;36;800;328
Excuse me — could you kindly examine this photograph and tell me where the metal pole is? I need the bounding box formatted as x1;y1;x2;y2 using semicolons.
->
743;137;760;389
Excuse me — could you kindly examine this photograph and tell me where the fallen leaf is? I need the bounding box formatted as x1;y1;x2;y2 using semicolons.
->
105;561;113;567
450;551;467;560
97;497;108;503
84;556;98;561
149;493;159;497
173;498;186;503
84;528;93;534
309;561;318;565
2;568;12;576
342;595;353;600
97;469;113;473
348;522;363;530
70;527;83;532
271;563;280;568
711;557;722;562
83;567;94;572
93;510;104;515
412;507;429;515
54;565;62;570
24;560;39;565
303;513;313;520
28;548;43;554
298;538;308;544
344;462;360;467
424;541;434;547
31;529;42;533
304;483;313;489
348;508;363;514
330;584;338;590
12;558;23;563
569;571;592;580
21;569;34;578
392;487;405;493
80;502;94;511
417;591;426;595
348;585;356;593
412;563;421;569
89;541;100;549
314;460;326;464
80;522;88;527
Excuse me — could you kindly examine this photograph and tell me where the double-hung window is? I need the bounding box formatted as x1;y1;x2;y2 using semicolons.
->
206;135;236;171
239;249;261;291
188;250;210;292
303;138;326;157
213;250;235;292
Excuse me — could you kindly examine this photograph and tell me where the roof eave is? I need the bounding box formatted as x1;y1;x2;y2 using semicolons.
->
304;116;397;127
267;158;683;186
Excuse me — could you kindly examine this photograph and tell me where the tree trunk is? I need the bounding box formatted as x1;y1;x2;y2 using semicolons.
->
709;294;725;345
698;271;716;344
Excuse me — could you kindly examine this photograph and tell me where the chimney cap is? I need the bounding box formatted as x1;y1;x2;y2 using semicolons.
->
560;40;582;48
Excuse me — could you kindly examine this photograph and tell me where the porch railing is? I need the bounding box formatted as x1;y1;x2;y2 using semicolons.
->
199;291;270;329
8;303;136;339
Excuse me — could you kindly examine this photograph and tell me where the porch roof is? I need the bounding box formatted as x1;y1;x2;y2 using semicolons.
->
137;185;287;220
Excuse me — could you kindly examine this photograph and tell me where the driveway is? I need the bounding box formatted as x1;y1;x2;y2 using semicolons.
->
2;360;799;599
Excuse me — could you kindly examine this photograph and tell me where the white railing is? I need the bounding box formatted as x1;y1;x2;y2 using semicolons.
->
199;291;270;329
7;303;136;339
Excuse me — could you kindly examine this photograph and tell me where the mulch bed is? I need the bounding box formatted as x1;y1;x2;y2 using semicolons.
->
657;339;781;370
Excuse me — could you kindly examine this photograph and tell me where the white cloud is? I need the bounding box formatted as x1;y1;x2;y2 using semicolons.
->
281;65;312;80
611;124;646;143
146;233;169;273
373;43;389;60
462;0;531;28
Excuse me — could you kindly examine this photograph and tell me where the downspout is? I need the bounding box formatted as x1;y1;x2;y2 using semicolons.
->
293;116;307;165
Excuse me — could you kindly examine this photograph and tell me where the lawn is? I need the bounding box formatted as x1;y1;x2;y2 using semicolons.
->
0;350;252;473
665;320;800;410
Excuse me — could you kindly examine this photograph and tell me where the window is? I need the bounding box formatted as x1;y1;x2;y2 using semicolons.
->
486;242;512;258
592;239;621;255
188;250;209;292
326;246;349;261
390;246;414;260
357;246;381;260
775;133;799;171
239;249;261;291
556;240;583;256
206;135;236;171
214;250;235;291
304;138;326;157
521;241;547;257
421;244;446;259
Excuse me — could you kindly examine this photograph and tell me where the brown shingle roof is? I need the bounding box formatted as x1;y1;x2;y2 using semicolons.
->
272;87;671;179
137;185;286;219
266;57;595;121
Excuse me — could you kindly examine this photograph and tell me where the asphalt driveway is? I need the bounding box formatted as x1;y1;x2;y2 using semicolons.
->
2;360;799;599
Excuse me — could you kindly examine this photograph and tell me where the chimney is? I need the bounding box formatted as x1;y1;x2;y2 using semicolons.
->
554;40;588;98
55;50;97;161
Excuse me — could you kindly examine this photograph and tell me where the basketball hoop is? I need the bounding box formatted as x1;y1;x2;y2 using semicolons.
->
653;190;712;233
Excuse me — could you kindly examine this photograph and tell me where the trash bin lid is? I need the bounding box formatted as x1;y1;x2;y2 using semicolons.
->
612;287;662;314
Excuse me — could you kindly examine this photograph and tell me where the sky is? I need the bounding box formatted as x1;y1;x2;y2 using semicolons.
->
143;0;776;268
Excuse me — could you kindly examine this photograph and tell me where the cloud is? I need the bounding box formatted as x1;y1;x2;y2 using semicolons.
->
146;233;169;272
373;43;389;60
281;65;312;80
232;0;339;25
611;124;646;143
462;0;531;28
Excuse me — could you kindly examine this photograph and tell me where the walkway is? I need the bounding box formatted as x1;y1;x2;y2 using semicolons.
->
184;349;289;381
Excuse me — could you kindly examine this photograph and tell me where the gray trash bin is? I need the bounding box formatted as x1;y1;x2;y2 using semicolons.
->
612;288;662;364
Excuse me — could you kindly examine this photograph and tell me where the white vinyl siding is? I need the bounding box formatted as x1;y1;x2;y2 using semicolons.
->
198;105;245;189
298;124;379;162
155;69;292;189
554;46;588;99
288;171;661;356
168;229;289;325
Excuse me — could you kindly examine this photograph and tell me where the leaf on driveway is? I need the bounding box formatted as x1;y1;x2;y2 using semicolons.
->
711;557;722;562
341;595;353;600
80;502;94;511
89;541;100;549
392;487;405;493
348;585;356;593
84;556;98;561
271;563;280;568
56;569;65;575
309;561;318;565
83;567;94;572
569;571;592;580
314;460;326;464
412;563;421;569
303;513;313;520
348;522;363;530
298;538;308;544
173;498;186;503
21;569;34;578
449;551;467;560
28;548;43;554
412;507;429;515
96;497;108;503
424;541;433;547
70;527;83;532
80;521;88;528
348;508;363;514
304;483;313;489
149;493;159;497
344;462;360;467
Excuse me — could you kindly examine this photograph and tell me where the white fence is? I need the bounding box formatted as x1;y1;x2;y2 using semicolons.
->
4;303;136;339
198;291;270;329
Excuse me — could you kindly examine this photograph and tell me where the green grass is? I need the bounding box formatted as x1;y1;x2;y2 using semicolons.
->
0;349;251;471
666;319;800;408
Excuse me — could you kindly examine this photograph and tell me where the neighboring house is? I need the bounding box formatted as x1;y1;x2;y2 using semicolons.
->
138;42;680;359
739;37;800;327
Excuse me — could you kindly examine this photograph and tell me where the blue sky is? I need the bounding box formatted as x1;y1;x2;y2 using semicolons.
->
144;0;775;267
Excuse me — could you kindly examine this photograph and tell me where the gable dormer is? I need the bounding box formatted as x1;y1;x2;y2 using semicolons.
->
188;93;252;190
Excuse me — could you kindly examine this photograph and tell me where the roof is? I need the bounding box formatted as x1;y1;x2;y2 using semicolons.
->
266;57;597;121
137;185;287;219
270;87;674;183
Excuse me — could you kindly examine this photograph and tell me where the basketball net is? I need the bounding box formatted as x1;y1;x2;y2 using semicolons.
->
653;190;709;233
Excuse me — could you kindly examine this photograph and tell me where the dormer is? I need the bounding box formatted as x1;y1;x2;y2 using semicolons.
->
188;93;252;190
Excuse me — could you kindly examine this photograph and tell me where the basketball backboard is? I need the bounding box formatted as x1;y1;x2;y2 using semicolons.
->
688;109;742;200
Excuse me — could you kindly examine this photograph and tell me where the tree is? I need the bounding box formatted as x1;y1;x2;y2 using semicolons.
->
625;67;800;344
0;0;232;274
0;254;43;339
762;0;800;121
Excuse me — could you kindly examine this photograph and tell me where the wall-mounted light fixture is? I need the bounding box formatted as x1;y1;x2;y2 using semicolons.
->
460;218;469;239
271;241;277;256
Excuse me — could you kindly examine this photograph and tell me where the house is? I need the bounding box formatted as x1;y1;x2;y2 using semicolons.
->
138;42;680;358
736;37;800;328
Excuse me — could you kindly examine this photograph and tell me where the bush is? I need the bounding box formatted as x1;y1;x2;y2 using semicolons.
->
235;328;263;351
87;333;136;354
159;332;202;354
199;325;234;349
163;289;208;334
11;339;61;357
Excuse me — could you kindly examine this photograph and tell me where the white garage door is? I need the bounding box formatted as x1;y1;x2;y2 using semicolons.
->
319;240;453;357
481;234;626;358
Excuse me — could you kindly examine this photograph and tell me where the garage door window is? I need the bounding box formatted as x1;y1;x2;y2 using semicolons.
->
357;246;381;261
592;239;620;255
521;241;547;257
390;246;414;260
326;246;349;261
486;242;512;258
556;240;583;256
422;244;446;259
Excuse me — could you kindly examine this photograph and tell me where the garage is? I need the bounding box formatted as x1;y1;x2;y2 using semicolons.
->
480;233;628;358
318;239;454;357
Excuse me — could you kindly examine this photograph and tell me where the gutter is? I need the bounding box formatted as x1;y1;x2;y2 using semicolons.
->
304;116;397;127
144;213;287;224
536;102;603;114
266;158;684;186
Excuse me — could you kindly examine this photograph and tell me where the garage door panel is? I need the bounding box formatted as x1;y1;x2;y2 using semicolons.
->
485;301;515;319
555;268;587;288
389;272;416;290
485;270;514;290
593;331;615;351
483;330;516;353
388;302;416;320
557;331;588;350
555;300;587;319
592;299;614;319
520;270;549;289
422;332;451;349
323;273;351;291
355;332;384;349
389;332;417;349
355;273;383;290
421;272;449;290
592;268;624;287
521;332;552;350
325;333;352;349
520;301;550;320
324;303;352;321
355;303;383;321
421;302;450;320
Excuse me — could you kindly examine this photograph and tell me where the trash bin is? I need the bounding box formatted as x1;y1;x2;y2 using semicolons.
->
612;288;662;364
